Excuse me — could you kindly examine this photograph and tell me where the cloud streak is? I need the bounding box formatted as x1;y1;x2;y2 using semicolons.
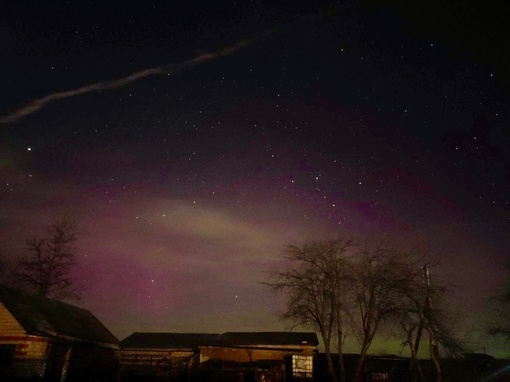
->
0;39;253;124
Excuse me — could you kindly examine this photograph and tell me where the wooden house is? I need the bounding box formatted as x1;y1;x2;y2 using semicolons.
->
119;331;318;381
0;284;119;381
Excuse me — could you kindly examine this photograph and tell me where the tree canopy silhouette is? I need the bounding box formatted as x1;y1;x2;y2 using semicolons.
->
15;217;82;301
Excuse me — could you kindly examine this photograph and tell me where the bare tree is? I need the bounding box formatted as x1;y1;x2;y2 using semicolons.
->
399;265;465;382
15;217;82;301
266;239;353;382
268;239;462;382
485;264;510;342
347;244;419;382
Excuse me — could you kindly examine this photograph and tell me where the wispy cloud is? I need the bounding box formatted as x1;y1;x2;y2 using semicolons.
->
0;39;253;124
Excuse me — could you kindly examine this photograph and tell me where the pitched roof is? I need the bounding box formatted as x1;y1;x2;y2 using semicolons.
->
120;331;318;349
121;332;219;349
217;332;319;346
0;285;118;348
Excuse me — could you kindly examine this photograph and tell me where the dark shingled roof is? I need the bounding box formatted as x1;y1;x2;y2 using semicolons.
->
0;285;118;348
121;331;318;349
217;332;319;346
121;333;219;349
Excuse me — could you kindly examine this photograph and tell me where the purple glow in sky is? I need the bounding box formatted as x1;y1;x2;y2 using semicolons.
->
1;1;509;357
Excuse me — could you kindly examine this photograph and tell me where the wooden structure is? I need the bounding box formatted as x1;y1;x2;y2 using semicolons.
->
0;284;119;381
119;331;318;381
119;332;216;380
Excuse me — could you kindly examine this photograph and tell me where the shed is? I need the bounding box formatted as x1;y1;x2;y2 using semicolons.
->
119;332;217;380
200;332;318;381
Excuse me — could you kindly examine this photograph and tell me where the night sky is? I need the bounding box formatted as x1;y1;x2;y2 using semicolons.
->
1;1;509;357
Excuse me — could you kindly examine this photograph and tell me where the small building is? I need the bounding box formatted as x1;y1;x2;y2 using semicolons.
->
200;332;318;382
0;284;119;381
119;332;217;381
119;331;318;381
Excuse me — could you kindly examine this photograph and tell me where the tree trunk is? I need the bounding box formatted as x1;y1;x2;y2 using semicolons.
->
324;341;339;382
406;329;426;382
428;329;441;382
355;347;368;382
337;330;346;382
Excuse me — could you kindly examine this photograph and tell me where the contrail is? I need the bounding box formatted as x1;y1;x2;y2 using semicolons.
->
0;39;253;124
